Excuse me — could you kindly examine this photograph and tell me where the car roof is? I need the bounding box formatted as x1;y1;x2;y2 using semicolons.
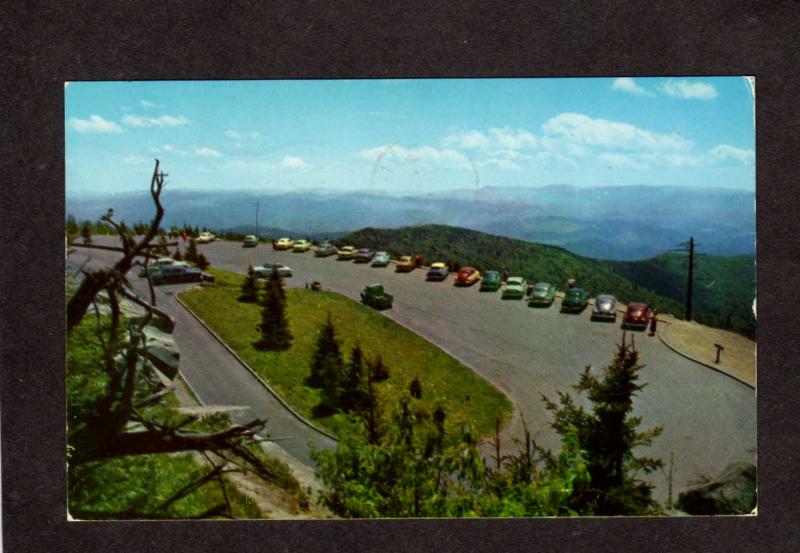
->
430;262;446;268
459;266;475;271
566;287;587;293
628;302;649;309
507;276;524;283
596;294;617;301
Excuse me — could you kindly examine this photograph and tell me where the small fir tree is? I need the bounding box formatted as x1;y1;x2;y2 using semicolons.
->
409;376;423;399
254;267;292;351
80;221;93;244
184;237;198;262
196;252;210;271
368;355;390;382
238;264;260;303
308;313;345;405
542;335;663;516
172;247;183;261
341;343;368;411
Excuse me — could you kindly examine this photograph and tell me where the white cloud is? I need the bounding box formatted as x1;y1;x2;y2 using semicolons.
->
122;113;190;128
658;79;718;100
251;131;263;140
542;113;693;152
68;115;122;134
162;144;176;152
194;146;221;158
444;127;536;151
443;130;491;150
140;100;160;109
479;158;523;171
225;130;242;139
280;156;309;168
598;152;648;170
611;77;654;97
708;144;755;165
360;144;468;166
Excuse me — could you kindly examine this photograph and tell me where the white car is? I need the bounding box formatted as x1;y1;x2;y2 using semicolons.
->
254;264;293;278
197;231;216;243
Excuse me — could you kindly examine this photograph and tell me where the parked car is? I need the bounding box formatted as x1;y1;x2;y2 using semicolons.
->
315;242;337;257
197;231;216;244
456;266;481;286
480;270;502;291
528;282;556;306
371;251;391;267
274;237;294;250
337;246;357;260
150;265;203;285
361;283;393;309
592;294;619;321
354;248;375;263
242;235;258;247
293;239;312;252
426;262;449;281
561;287;589;312
138;257;187;277
396;256;416;272
502;276;528;299
254;264;293;278
623;302;652;329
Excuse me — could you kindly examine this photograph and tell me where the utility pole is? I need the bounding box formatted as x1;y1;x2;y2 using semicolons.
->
686;236;694;321
255;200;260;238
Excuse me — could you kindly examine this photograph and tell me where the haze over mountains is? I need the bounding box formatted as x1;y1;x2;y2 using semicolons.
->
67;184;755;261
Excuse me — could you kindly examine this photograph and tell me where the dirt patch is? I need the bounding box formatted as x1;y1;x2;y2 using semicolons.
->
660;316;755;387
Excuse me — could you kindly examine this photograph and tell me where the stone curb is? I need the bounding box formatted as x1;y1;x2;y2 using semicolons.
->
657;322;755;390
173;292;339;442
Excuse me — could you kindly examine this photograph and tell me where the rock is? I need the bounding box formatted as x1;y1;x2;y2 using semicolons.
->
677;462;757;515
142;326;181;379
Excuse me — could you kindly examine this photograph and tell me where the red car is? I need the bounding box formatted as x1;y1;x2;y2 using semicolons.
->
455;266;481;286
623;302;652;329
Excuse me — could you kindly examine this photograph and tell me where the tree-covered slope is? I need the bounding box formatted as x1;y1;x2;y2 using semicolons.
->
608;253;756;338
342;225;684;316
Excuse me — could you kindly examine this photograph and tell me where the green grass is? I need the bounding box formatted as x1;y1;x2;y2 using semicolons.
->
181;268;512;439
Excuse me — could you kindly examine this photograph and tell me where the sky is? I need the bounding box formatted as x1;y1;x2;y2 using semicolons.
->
65;77;755;197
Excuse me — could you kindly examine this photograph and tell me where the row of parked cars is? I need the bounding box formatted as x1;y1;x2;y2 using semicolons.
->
249;238;655;329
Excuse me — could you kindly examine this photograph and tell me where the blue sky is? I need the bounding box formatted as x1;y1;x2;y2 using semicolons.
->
65;77;755;197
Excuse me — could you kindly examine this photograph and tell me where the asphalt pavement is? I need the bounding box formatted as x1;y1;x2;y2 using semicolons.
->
72;238;756;502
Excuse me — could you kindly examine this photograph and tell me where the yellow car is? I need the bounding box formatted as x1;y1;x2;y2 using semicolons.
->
337;246;357;260
396;256;416;272
293;239;312;252
274;237;294;250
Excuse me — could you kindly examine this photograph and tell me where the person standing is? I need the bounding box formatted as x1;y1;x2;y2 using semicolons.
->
649;309;658;336
567;276;576;289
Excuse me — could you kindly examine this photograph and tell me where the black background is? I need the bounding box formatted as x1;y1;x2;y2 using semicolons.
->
2;1;798;551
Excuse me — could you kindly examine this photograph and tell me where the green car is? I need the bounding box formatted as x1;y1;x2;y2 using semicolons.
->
501;277;528;299
361;283;393;310
561;287;589;312
480;270;502;291
528;282;556;306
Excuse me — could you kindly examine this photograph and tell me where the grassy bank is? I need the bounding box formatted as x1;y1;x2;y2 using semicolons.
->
180;268;512;438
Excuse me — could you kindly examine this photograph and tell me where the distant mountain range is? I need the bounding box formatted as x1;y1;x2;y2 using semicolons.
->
66;184;755;261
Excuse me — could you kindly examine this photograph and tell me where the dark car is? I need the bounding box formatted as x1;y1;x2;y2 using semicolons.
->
314;243;337;257
591;294;619;321
354;248;375;263
480;270;501;291
561;287;589;312
150;265;203;285
455;267;481;286
623;302;652;329
361;283;393;309
426;262;449;281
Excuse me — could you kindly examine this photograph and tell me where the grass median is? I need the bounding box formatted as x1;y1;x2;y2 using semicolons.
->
179;268;512;438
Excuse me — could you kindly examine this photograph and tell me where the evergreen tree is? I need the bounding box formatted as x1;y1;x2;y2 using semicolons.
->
341;343;367;411
238;264;260;303
542;336;663;515
369;355;390;382
308;314;344;405
184;237;198;262
65;214;79;241
196;252;210;271
172;247;183;261
80;221;93;244
254;267;292;351
409;376;423;399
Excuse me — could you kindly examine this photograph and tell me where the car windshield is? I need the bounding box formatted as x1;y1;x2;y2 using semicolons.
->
376;252;387;257
507;279;523;286
566;290;582;298
597;300;613;309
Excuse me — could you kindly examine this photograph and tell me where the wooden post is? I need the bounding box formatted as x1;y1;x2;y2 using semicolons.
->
714;343;724;364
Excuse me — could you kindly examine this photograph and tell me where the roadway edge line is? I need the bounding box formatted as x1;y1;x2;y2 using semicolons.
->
173;291;340;442
657;324;755;390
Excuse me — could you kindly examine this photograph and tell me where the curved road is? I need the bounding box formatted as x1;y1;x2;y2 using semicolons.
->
67;249;337;467
74;238;756;502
